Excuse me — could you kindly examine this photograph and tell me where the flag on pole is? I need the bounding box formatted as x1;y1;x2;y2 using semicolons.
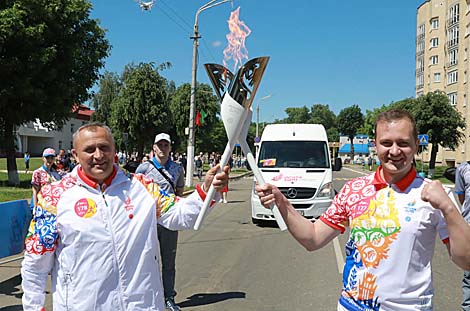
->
200;110;207;125
196;110;208;126
195;111;202;126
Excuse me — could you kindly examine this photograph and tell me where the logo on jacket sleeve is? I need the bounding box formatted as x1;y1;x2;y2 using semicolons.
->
74;198;97;218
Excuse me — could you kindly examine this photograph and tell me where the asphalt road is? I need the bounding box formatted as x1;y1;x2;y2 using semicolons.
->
0;166;463;310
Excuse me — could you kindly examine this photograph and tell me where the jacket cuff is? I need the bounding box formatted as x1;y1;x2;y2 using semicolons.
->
196;184;216;207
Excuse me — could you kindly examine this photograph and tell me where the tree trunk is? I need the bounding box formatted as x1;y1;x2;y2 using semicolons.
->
428;143;439;178
5;121;19;186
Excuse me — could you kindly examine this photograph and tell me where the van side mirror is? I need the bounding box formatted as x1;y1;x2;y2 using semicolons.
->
333;157;342;171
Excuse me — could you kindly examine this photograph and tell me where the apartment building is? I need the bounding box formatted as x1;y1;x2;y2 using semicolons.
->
416;0;470;166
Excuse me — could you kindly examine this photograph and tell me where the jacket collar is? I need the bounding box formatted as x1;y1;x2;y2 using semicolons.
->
372;165;417;192
77;164;118;190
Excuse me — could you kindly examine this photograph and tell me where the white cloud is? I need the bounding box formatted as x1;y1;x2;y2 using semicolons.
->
212;41;222;47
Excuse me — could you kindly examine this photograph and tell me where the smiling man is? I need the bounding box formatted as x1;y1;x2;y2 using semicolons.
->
256;108;470;310
21;123;229;311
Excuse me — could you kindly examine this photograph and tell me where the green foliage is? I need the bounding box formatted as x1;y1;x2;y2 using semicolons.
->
110;62;171;155
413;91;465;170
91;71;121;123
282;106;310;123
0;0;110;185
169;83;220;152
337;105;364;158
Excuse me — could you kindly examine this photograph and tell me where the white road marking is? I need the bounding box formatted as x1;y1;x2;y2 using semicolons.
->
333;236;344;274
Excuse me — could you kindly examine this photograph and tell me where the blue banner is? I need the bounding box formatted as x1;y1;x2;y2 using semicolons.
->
0;200;31;258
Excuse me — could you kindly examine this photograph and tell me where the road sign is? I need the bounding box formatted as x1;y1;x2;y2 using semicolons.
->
418;134;429;146
254;136;260;143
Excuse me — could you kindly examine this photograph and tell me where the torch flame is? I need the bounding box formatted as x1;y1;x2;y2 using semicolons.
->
223;7;251;73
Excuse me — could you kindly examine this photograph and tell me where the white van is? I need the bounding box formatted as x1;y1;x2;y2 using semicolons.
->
251;123;341;224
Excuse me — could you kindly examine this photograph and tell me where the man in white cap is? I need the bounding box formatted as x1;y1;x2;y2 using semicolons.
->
135;133;185;311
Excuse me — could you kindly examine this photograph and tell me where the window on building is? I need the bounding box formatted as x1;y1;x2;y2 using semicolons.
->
59;140;63;150
430;37;439;47
465;71;468;83
448;26;459;46
431;18;439;29
450;3;460;24
467;23;470;37
449;49;458;66
434;72;441;82
418;23;425;36
464;94;467;107
466;48;469;60
417;74;424;88
448;92;458;106
417;56;424;73
430;55;439;65
447;70;458;84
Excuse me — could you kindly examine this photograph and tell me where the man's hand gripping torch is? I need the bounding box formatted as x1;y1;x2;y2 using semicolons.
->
193;57;287;231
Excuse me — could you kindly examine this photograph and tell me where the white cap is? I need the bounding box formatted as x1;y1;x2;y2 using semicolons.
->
154;133;171;143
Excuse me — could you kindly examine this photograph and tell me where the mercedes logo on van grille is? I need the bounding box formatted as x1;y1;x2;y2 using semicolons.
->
286;188;297;199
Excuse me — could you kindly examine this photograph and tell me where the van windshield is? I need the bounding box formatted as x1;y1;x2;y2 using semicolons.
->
257;141;330;168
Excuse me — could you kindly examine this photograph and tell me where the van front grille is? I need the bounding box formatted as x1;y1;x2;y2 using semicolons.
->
279;187;316;199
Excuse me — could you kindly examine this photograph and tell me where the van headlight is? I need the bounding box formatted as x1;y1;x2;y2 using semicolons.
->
316;182;333;198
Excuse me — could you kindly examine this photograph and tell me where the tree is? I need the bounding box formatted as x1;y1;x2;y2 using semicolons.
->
169;83;219;153
413;91;465;176
0;0;110;185
282;106;310;123
91;71;121;123
337;105;364;160
110;62;170;157
309;104;337;141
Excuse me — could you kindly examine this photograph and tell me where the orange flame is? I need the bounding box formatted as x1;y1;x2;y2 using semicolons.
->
223;7;251;72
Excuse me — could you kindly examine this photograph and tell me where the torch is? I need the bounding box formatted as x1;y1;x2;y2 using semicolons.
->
193;57;287;231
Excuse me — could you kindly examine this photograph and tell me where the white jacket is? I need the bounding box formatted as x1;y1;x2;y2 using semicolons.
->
22;165;210;310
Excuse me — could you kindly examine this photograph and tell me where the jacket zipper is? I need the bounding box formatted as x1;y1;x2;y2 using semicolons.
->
100;185;126;310
64;273;72;310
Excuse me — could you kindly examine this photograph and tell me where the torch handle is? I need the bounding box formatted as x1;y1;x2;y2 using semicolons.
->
239;141;287;231
194;141;234;230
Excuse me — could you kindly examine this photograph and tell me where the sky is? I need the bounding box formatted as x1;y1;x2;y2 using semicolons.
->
90;0;424;123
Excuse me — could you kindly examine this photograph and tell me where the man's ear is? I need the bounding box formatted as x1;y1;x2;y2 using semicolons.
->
71;149;78;162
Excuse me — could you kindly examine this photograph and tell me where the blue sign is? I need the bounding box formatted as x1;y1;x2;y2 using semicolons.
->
254;136;260;143
418;134;429;146
0;199;31;258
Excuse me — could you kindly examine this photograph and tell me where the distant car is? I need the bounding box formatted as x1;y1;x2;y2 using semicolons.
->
354;158;365;165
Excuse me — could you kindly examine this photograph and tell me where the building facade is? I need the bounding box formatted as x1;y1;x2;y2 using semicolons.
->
16;105;94;156
416;0;470;166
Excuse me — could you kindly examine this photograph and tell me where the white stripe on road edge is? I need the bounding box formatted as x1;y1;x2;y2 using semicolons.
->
333;237;344;274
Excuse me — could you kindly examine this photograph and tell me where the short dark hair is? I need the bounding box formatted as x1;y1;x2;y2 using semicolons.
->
374;108;417;140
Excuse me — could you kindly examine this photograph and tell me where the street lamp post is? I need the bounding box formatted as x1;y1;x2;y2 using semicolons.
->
255;94;272;147
186;0;231;187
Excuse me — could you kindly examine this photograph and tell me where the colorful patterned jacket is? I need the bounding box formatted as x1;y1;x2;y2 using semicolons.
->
21;165;210;311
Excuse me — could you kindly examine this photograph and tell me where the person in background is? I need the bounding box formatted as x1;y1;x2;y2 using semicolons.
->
256;108;470;310
31;148;62;214
367;155;373;171
454;161;470;311
195;155;203;182
221;169;229;204
24;152;30;174
135;133;185;311
21;123;229;311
